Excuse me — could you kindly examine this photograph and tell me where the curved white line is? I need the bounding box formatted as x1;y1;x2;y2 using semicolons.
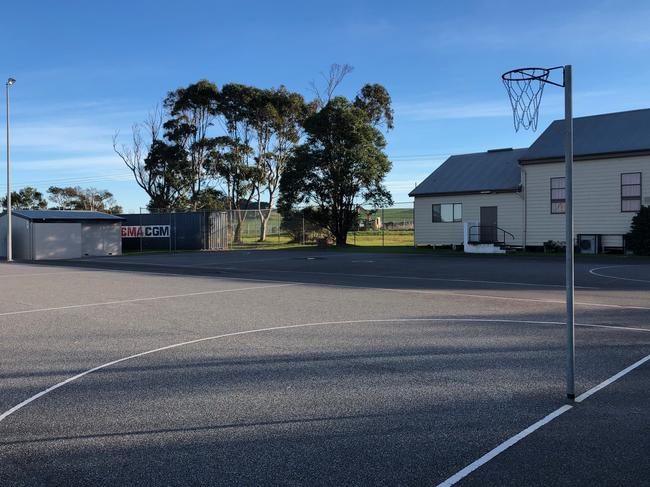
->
589;265;650;284
0;317;648;424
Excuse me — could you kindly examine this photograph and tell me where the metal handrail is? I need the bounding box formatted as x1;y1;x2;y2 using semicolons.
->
468;225;515;245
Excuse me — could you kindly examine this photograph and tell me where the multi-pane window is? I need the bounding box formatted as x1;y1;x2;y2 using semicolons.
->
550;177;566;214
621;172;641;212
432;203;462;222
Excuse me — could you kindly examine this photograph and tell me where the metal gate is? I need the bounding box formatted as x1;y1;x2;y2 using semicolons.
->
207;211;228;250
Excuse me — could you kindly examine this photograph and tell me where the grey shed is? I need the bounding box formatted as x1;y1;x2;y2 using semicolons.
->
0;210;125;260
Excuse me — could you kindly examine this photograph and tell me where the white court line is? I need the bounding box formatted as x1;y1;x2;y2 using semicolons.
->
228;271;649;310
81;257;288;269
0;264;303;284
0;261;650;316
25;264;650;316
0;317;648;425
356;286;650;311
589;265;650;284
0;283;295;317
219;266;602;289
436;351;650;487
50;259;649;312
0;270;95;279
78;258;600;289
577;322;650;333
436;405;573;487
575;353;650;403
438;291;650;311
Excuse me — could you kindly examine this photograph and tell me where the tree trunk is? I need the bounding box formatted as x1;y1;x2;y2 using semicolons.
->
256;196;267;242
259;219;268;241
257;193;275;242
335;231;347;247
258;208;273;242
229;208;246;245
234;216;244;244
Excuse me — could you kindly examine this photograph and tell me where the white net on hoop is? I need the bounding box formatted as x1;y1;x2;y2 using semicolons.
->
502;69;550;131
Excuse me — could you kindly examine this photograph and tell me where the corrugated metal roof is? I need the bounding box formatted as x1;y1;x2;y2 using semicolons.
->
4;210;125;222
522;108;650;162
409;148;525;196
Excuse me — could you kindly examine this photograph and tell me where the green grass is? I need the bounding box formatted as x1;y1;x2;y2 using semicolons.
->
378;208;413;223
227;230;416;251
347;230;414;246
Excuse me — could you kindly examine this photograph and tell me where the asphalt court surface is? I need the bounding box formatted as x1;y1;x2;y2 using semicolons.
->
0;250;648;486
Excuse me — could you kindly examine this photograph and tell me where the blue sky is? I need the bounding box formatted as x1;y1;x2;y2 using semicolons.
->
3;0;650;211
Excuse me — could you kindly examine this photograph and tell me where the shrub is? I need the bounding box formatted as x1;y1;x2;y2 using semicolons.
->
543;240;564;253
626;206;650;255
280;210;328;243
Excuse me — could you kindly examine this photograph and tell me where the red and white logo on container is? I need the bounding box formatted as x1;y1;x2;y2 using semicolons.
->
121;225;170;238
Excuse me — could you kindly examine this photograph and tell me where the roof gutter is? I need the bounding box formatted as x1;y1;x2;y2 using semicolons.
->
409;188;520;198
519;148;650;165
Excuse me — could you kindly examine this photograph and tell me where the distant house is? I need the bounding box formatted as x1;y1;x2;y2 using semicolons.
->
410;109;650;253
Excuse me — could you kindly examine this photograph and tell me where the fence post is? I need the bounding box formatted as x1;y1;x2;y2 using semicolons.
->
413;200;416;248
139;207;143;253
382;208;385;246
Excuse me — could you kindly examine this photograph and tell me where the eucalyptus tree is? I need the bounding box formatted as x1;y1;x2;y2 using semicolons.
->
163;80;220;209
115;82;222;211
141;139;191;210
46;186;122;213
1;187;47;210
113;108;173;209
213;83;260;243
250;87;309;241
279;84;394;246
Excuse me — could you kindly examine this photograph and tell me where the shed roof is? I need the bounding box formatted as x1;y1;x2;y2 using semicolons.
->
522;108;650;162
409;148;525;197
3;210;125;222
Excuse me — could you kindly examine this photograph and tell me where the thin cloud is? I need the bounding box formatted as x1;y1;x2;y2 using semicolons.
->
421;6;650;50
396;88;620;122
11;123;117;153
344;19;395;38
8;99;148;174
2;98;148;205
395;99;511;121
14;155;125;171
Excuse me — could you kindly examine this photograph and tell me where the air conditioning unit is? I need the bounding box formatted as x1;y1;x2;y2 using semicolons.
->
579;235;597;254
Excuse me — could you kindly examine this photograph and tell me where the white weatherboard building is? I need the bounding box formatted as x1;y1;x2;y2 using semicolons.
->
0;210;124;260
410;109;650;253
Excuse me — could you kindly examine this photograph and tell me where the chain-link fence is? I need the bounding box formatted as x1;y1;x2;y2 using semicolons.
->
349;202;414;247
121;202;414;252
227;209;288;248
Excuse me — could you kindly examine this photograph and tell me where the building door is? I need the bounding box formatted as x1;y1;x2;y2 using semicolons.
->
82;224;104;256
480;206;498;243
33;223;82;260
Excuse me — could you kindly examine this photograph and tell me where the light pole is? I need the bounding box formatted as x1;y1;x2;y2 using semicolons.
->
5;78;15;262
